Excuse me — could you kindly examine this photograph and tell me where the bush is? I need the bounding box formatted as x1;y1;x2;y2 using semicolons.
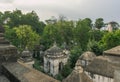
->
33;59;44;72
55;73;64;81
69;46;83;68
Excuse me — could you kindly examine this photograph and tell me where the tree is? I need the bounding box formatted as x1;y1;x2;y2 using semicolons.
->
89;30;106;42
56;20;74;45
4;25;20;47
95;18;104;29
0;11;4;25
100;30;120;50
87;39;103;55
14;25;40;52
69;46;83;68
41;24;59;49
74;19;91;50
2;10;46;35
61;64;72;78
42;18;74;49
82;18;92;28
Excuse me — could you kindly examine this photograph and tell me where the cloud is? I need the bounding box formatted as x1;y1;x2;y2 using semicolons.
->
0;0;14;3
0;0;120;22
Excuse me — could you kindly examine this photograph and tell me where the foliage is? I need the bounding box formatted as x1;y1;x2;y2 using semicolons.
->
55;73;64;81
100;30;120;50
5;25;40;52
89;30;105;42
41;24;59;49
4;25;20;47
1;10;45;35
14;25;40;51
41;19;74;49
87;39;103;55
95;18;104;29
74;19;91;50
61;64;72;78
33;59;44;72
69;46;83;68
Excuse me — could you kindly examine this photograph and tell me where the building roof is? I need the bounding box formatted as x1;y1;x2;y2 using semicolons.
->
104;46;120;56
85;56;120;78
79;51;96;61
2;62;60;82
63;69;93;82
44;43;67;58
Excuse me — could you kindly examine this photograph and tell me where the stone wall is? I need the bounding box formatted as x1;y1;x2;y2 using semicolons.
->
114;70;120;82
1;65;20;82
85;71;113;82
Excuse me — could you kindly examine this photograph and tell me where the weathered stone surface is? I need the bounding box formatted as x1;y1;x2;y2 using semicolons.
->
0;26;18;74
0;75;10;82
114;70;120;82
2;62;60;82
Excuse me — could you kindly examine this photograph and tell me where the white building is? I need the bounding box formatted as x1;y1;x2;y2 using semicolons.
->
44;43;69;76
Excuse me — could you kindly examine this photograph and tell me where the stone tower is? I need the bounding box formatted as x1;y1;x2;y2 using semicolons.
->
0;26;18;74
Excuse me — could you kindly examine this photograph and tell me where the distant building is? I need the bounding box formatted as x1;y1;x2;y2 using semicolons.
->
106;21;119;32
44;43;69;76
107;23;113;32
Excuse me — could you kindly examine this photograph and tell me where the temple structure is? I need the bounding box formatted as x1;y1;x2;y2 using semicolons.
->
44;43;69;76
79;51;96;67
0;26;18;74
18;48;34;68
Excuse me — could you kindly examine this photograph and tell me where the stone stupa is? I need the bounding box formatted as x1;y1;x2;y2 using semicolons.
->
0;25;18;73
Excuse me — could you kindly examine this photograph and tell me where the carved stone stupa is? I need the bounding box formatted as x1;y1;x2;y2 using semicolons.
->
0;26;18;73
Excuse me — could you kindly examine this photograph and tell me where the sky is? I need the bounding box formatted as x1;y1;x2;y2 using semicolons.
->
0;0;120;22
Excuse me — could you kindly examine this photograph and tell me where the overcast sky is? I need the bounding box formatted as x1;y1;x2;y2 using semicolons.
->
0;0;120;22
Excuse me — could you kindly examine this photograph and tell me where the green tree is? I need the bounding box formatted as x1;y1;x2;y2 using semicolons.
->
4;25;20;47
95;18;104;29
61;64;72;78
100;30;120;50
89;30;106;42
56;20;74;45
74;19;91;50
69;46;83;68
82;18;92;28
87;39;103;55
14;25;40;52
41;24;59;49
2;10;45;35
